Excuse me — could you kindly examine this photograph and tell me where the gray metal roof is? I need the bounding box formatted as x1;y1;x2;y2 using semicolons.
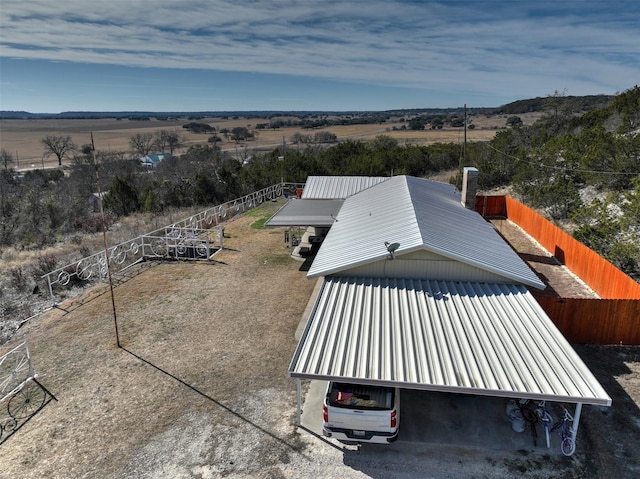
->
307;175;545;289
288;277;611;406
301;176;390;199
264;199;344;227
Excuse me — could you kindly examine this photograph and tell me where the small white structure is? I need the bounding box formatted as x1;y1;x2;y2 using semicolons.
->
140;153;171;168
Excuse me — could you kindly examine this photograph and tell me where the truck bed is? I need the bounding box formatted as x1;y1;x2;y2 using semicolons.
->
328;383;394;410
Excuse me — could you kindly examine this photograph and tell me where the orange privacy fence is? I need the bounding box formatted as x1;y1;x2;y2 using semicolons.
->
534;297;640;345
477;195;640;344
503;196;640;299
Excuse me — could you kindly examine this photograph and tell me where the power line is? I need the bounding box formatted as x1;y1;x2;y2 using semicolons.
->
484;143;640;176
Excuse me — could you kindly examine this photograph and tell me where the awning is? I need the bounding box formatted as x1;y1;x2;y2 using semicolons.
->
264;199;343;227
288;276;611;406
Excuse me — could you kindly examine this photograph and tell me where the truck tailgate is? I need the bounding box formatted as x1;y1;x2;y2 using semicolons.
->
326;407;391;432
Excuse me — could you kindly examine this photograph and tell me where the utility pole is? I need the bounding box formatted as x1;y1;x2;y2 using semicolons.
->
457;104;467;189
463;104;467;167
92;132;121;348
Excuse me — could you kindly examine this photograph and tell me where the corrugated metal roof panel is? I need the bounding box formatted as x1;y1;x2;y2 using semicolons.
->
264;199;344;227
301;176;390;199
288;277;611;406
306;175;422;277
307;176;545;289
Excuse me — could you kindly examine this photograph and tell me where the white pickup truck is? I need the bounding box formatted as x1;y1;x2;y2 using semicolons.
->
322;382;400;444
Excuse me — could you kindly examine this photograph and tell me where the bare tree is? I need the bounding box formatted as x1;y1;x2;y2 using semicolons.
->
42;135;76;166
154;129;183;155
165;130;183;155
290;132;312;144
153;130;170;153
1;149;14;170
129;133;155;157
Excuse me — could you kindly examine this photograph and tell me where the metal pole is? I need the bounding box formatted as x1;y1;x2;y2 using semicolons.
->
24;338;34;379
463;104;467;166
571;403;582;449
46;273;54;304
296;379;302;427
92;133;121;348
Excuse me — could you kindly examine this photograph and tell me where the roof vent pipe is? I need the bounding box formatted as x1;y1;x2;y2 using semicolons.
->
461;167;479;210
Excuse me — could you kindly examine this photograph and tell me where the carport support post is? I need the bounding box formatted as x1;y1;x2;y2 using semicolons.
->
296;378;302;426
571;403;583;448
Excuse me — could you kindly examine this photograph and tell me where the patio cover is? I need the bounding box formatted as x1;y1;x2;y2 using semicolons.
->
264;199;344;227
288;276;611;406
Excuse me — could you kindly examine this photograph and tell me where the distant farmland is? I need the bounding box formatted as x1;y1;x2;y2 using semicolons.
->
0;112;542;168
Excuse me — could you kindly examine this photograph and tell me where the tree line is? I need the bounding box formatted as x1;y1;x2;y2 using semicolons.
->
472;87;640;279
0;135;463;248
1;86;638;279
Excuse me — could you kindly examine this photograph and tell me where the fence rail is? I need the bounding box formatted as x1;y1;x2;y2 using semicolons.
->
0;341;33;402
41;182;302;305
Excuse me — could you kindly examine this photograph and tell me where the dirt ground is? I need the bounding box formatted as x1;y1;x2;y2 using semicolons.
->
1;201;639;478
0;112;542;168
490;219;600;299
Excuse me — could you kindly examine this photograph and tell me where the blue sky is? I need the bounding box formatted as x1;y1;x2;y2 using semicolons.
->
1;0;639;113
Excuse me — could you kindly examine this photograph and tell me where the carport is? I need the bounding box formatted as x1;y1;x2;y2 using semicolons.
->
288;276;612;451
264;198;343;228
265;198;343;257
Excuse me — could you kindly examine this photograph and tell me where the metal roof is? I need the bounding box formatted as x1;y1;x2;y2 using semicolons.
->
288;277;611;406
301;176;390;199
307;175;545;289
264;199;344;227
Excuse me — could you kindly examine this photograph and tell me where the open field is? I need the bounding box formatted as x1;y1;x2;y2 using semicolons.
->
1;200;639;478
0;112;543;168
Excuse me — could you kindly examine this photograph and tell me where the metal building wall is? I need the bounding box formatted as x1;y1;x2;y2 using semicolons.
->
337;251;510;283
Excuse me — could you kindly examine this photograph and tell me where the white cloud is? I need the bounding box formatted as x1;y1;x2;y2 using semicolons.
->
1;0;639;99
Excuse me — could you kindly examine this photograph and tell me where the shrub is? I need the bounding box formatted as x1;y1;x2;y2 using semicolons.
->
9;267;29;292
33;253;59;278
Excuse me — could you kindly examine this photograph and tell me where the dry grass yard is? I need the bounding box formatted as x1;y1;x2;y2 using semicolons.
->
2;195;638;478
0;112;542;168
1;201;318;478
0;197;640;479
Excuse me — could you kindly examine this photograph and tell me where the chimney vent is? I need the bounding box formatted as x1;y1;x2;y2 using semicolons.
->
461;167;478;210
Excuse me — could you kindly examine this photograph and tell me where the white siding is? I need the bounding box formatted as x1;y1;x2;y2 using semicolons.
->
338;250;510;282
338;258;509;283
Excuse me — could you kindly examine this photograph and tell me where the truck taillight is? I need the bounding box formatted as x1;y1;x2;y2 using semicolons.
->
323;404;328;423
390;410;397;428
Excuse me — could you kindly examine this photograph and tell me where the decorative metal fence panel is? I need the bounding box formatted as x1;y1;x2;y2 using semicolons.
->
41;183;300;304
1;341;56;445
0;341;33;401
2;182;302;443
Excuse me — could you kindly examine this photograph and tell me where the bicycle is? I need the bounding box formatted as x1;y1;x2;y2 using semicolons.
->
550;407;576;456
533;401;553;449
517;399;540;446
